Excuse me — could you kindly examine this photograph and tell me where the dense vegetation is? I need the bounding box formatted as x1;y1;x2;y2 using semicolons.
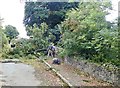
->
58;1;119;66
24;2;79;43
23;1;119;67
1;1;119;67
0;17;10;59
4;25;19;43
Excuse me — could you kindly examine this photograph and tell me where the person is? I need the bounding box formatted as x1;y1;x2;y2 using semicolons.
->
47;43;56;57
52;58;61;65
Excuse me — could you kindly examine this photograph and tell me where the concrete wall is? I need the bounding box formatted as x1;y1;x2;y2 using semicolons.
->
64;57;120;86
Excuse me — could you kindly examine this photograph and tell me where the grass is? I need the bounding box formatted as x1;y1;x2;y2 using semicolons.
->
20;57;38;66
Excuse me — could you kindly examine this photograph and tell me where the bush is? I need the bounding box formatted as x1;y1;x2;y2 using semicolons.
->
58;48;67;59
26;54;36;59
2;53;9;58
13;54;20;58
57;1;119;67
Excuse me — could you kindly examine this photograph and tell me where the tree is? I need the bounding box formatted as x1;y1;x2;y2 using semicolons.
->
58;1;119;66
23;2;79;43
24;2;79;28
0;17;10;56
12;23;51;56
4;25;19;43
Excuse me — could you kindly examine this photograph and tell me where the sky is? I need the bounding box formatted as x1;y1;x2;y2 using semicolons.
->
0;0;28;38
0;0;119;38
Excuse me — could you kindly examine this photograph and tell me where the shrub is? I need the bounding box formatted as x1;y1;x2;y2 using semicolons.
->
26;54;36;59
13;54;20;59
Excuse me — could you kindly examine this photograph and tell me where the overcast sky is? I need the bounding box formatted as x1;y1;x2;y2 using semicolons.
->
0;0;119;38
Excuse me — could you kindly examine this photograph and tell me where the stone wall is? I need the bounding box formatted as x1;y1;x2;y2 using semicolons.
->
64;57;120;86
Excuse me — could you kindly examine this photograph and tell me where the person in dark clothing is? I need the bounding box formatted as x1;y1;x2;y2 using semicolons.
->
47;43;56;57
52;58;61;65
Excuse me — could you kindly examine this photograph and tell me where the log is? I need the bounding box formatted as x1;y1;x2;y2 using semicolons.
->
41;59;73;87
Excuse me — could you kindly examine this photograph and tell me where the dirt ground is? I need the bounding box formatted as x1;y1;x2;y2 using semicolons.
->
28;59;65;86
46;58;112;87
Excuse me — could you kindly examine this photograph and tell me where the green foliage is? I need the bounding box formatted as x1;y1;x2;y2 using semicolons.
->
10;38;33;56
0;24;10;58
24;2;79;43
28;23;49;49
10;23;51;57
58;48;67;59
3;1;118;68
4;25;19;43
26;54;37;59
0;18;20;59
24;2;79;28
58;1;119;66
